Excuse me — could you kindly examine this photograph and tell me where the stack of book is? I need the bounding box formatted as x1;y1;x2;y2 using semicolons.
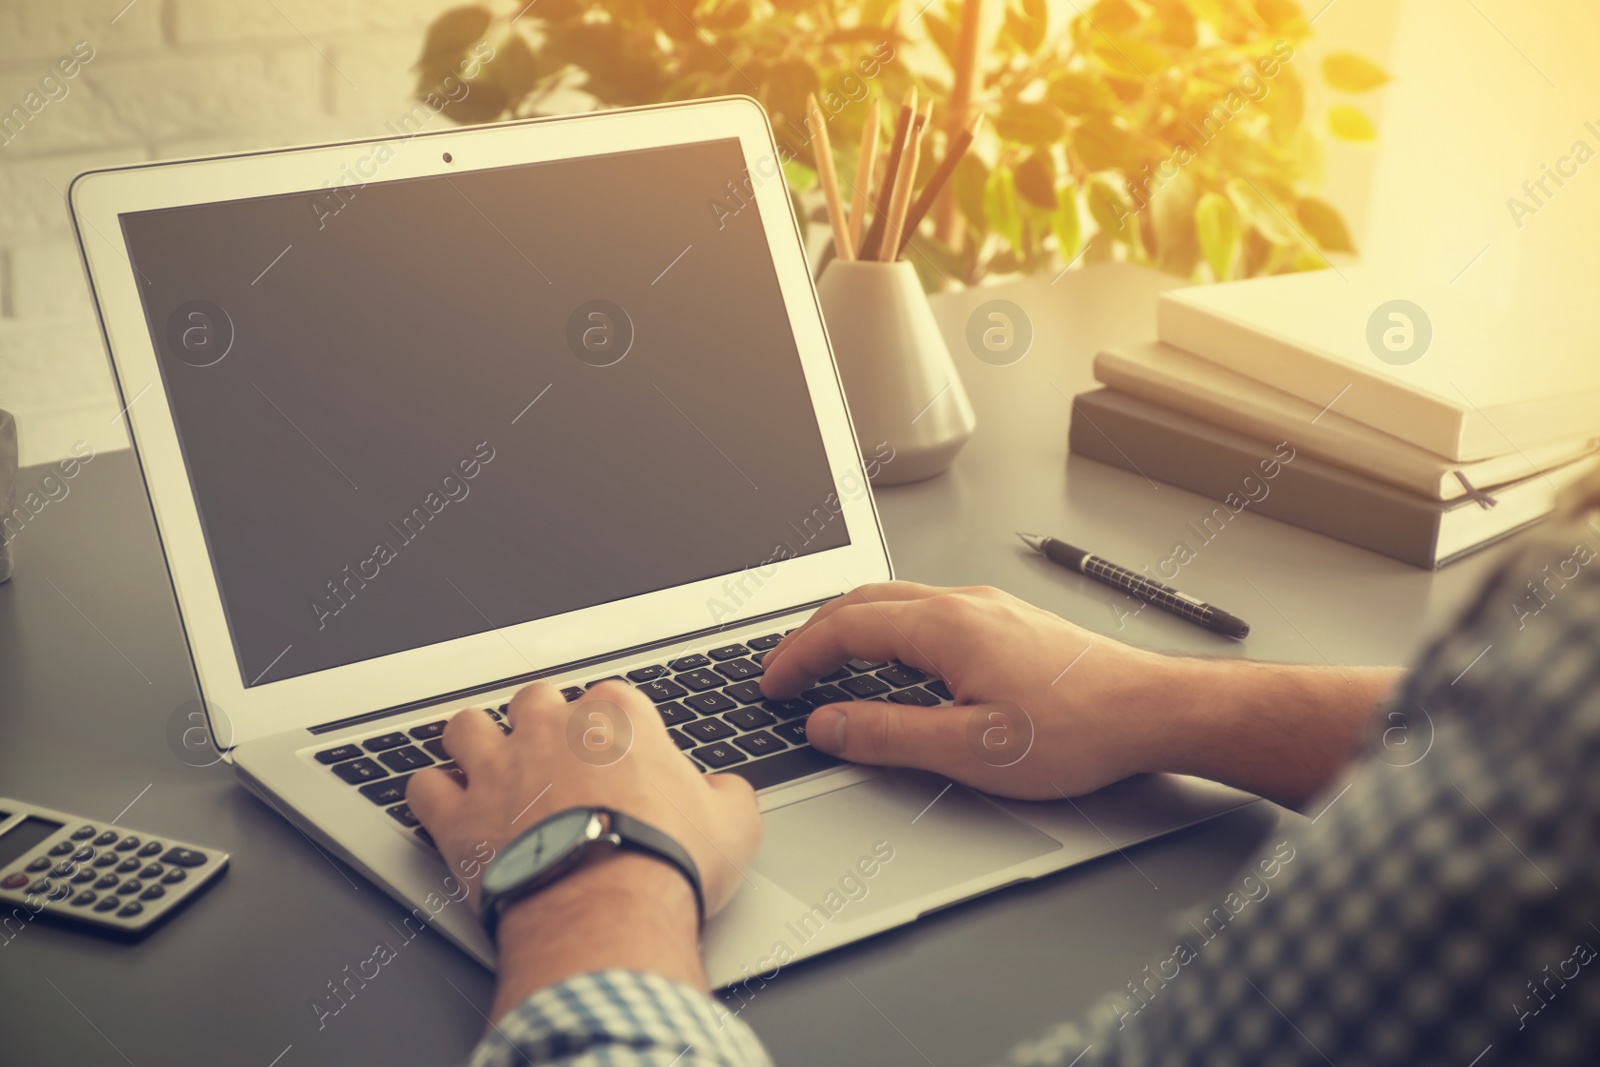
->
1069;270;1600;567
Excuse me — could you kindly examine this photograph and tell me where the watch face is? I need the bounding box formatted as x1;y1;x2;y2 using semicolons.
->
485;808;596;894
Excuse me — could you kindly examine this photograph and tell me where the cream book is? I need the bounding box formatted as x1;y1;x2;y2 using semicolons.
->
1156;270;1600;462
1095;341;1600;502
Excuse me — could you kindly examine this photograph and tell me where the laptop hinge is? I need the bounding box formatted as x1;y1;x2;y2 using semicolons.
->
305;596;836;735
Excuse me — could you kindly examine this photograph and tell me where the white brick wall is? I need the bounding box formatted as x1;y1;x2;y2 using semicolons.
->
0;0;470;466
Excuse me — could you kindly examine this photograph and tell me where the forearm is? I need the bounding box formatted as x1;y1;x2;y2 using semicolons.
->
488;851;704;1022
1148;657;1402;810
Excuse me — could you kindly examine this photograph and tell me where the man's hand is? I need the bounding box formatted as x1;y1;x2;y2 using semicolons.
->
760;582;1400;808
406;681;761;1017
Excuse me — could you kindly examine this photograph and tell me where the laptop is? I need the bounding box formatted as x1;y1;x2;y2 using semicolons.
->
69;97;1252;986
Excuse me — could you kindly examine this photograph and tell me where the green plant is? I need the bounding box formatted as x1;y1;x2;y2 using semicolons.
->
413;0;1383;287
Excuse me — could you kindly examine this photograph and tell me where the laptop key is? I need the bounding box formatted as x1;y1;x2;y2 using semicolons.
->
359;776;411;806
668;654;710;671
887;685;941;707
637;678;689;703
877;665;930;687
422;737;448;760
692;742;747;769
685;691;738;716
408;720;447;740
666;728;695;751
732;730;787;757
707;644;748;661
839;675;891;699
314;744;362;764
657;701;696;727
725;706;776;731
378;745;433;773
713;658;762;682
746;633;784;650
683;718;735;743
332;758;387;784
800;684;850;707
586;676;626;688
721;747;842;790
761;698;812;720
723;680;766;704
561;687;584;701
386;803;421;828
627;664;669;682
818;667;851;683
925;679;954;702
363;732;409;752
846;658;887;672
772;720;811;746
675;669;723;692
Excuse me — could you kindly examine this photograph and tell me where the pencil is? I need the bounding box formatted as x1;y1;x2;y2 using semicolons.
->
858;87;916;261
847;97;880;256
879;100;930;261
808;94;853;260
896;112;982;258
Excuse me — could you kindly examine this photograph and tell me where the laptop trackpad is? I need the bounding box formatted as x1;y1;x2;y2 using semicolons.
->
752;770;1062;916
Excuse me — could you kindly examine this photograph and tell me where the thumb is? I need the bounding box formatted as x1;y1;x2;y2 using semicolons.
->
806;701;973;774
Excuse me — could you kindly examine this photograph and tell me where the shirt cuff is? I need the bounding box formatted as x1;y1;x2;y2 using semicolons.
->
466;968;773;1067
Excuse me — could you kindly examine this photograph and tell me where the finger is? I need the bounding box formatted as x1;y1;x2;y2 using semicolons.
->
504;681;568;736
440;704;506;776
765;581;945;672
405;766;466;829
760;601;940;698
806;700;972;774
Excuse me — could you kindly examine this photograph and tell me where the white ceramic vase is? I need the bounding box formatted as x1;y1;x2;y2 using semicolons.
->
815;259;976;485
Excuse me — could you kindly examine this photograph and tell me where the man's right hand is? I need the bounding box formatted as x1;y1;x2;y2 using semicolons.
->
759;582;1398;808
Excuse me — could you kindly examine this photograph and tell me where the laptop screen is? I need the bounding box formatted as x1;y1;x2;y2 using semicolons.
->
120;138;852;688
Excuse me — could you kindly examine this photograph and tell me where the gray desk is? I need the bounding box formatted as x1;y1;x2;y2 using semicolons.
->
0;264;1516;1065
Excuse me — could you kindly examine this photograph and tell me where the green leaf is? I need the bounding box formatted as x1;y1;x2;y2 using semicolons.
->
952;152;990;232
1071;113;1132;171
415;6;491;67
1013;152;1057;207
926;13;960;69
860;0;902;28
1195;191;1238;280
1327;104;1376;141
1092;34;1171;81
1052;180;1081;263
492;34;545;100
1048;71;1114;116
1296;196;1354;252
1322;52;1389;93
1089;0;1140;33
1259;65;1303;143
994;100;1068;146
1253;0;1308;34
1003;0;1048;54
986;166;1025;254
699;0;752;29
1086;173;1133;241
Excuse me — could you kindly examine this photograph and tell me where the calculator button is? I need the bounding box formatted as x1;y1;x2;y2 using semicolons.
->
358;777;410;806
386;804;420;828
140;864;164;879
25;857;51;873
48;882;72;901
71;890;96;907
92;832;118;847
115;836;140;852
52;863;76;879
117;880;143;895
28;879;53;895
137;841;163;858
332;758;387;785
71;825;97;840
378;746;433;773
116;858;140;874
139;885;166;901
72;846;95;862
49;841;75;856
1;873;27;889
408;720;447;740
95;874;119;890
315;744;363;764
161;869;187;885
70;869;96;885
93;896;120;912
117;902;144;918
160;848;208;868
93;853;117;868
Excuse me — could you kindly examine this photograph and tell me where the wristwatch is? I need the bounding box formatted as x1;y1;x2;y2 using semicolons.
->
477;806;705;942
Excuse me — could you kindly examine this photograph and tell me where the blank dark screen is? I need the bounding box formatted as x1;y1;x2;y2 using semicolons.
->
120;139;849;688
0;817;64;870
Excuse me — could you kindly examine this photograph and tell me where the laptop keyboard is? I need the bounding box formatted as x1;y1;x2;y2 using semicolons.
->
309;630;953;848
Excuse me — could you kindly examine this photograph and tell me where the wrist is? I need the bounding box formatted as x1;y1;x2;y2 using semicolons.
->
488;849;704;1021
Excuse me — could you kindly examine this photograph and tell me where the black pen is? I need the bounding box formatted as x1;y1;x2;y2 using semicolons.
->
1017;532;1250;639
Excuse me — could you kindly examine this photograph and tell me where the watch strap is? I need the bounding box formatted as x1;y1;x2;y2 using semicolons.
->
606;808;706;930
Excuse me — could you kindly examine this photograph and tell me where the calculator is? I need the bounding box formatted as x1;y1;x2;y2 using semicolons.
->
0;798;229;936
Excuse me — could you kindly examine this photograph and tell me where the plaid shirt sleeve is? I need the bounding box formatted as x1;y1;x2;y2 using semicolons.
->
465;969;773;1067
996;516;1600;1067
